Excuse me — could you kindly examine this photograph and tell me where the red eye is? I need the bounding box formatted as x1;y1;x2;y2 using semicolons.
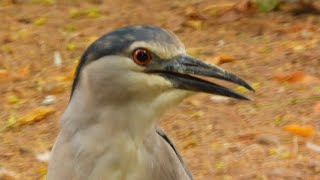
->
132;48;152;65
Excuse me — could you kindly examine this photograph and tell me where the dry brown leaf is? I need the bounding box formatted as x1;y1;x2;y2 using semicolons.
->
213;54;236;65
218;9;242;22
0;69;9;79
236;133;256;142
273;71;317;84
19;66;31;77
284;124;315;138
56;63;77;82
217;0;255;22
184;5;208;20
45;82;66;94
18;106;55;126
203;3;234;17
234;0;255;13
11;66;31;81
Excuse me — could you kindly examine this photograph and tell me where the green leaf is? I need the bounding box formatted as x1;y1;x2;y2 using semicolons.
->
255;0;280;12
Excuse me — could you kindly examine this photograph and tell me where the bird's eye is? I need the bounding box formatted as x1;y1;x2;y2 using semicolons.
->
132;48;152;65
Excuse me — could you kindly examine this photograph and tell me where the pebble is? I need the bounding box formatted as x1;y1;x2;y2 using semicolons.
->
210;95;232;103
41;95;56;106
217;39;225;48
53;51;62;67
36;151;51;163
256;134;280;146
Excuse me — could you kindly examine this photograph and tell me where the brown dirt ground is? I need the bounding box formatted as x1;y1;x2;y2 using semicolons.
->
1;0;320;179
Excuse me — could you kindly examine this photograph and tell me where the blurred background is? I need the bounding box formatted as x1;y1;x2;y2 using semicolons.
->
1;0;320;179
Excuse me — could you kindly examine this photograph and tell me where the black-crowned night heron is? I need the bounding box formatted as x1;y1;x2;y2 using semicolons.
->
47;25;254;180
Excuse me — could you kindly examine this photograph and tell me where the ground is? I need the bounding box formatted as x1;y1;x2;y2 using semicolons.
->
1;0;320;179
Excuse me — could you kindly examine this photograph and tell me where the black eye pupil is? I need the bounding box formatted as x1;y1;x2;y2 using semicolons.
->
132;48;152;65
137;51;148;62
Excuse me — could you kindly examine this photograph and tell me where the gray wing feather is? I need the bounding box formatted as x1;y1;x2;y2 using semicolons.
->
155;127;193;179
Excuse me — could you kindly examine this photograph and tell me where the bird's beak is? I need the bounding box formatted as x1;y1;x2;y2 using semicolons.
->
149;55;255;100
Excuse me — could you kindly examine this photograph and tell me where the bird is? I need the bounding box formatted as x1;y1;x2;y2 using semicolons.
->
47;25;254;180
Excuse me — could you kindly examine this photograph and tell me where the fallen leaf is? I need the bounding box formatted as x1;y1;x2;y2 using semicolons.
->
273;115;287;126
293;45;305;52
187;47;204;57
217;0;255;22
284;124;315;138
69;9;86;18
11;66;31;81
86;8;101;18
218;9;242;22
1;45;14;54
7;114;17;128
37;165;47;178
269;147;279;155
213;54;236;65
203;3;234;17
190;111;204;119
183;20;203;30
235;82;260;93
215;161;226;171
18;106;55;126
280;151;291;159
14;29;31;39
63;24;77;33
44;82;66;94
236;133;256;141
7;95;20;105
256;0;280;12
2;0;16;5
268;147;291;159
184;5;208;20
55;60;77;82
67;42;76;51
256;133;280;146
234;86;248;94
18;66;30;77
235;0;255;13
33;17;47;26
273;71;316;84
0;69;9;79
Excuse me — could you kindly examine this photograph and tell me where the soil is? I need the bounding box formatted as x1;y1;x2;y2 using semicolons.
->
1;0;320;179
